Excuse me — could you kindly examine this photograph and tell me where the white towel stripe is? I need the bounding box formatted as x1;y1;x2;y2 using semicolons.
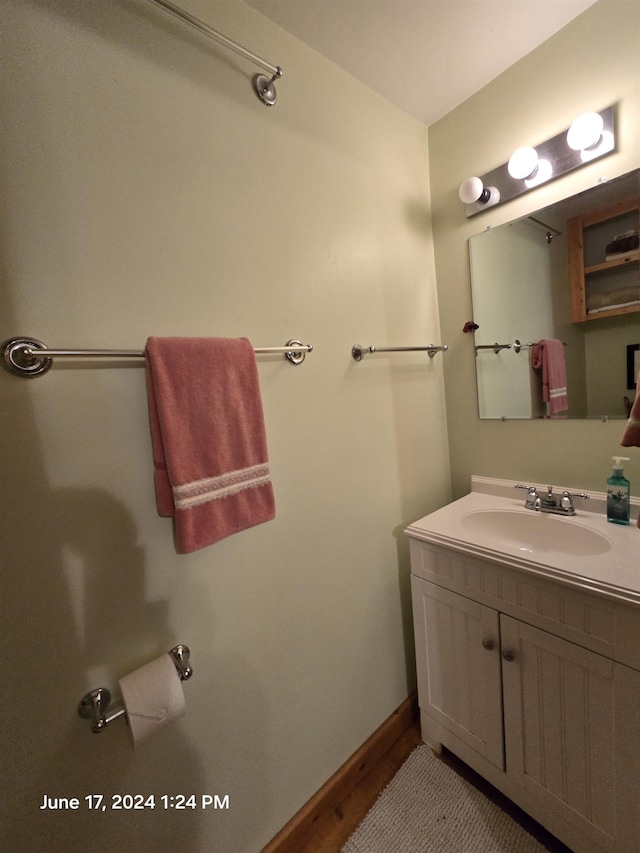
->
173;463;271;510
549;386;567;399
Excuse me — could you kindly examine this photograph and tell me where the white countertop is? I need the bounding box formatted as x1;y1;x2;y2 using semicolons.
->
406;476;640;606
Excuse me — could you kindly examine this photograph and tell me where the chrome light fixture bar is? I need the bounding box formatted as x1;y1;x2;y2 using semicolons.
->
459;105;615;218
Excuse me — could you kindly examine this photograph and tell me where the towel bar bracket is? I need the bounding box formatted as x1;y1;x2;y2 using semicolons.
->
2;337;52;378
283;339;309;365
253;70;282;107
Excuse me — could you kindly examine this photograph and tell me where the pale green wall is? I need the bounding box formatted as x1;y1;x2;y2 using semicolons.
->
0;2;449;851
2;2;639;851
430;0;640;499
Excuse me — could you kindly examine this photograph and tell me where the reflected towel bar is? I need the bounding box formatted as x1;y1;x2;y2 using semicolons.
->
474;343;512;354
528;217;563;243
1;337;313;378
513;339;568;354
352;344;448;361
475;341;568;355
78;645;192;734
147;0;283;106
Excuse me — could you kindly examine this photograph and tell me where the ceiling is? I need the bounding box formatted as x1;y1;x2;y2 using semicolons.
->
244;0;598;126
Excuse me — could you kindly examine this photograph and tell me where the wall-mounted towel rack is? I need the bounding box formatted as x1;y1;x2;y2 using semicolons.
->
475;343;512;354
475;341;568;355
352;344;448;361
513;339;568;353
78;645;192;734
1;337;313;378
147;0;283;106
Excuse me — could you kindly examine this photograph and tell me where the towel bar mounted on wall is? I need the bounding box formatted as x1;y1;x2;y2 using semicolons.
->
78;645;192;734
147;0;283;106
352;344;448;361
474;342;512;355
1;337;313;378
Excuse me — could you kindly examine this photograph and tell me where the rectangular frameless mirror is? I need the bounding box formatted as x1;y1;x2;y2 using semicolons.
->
468;169;640;420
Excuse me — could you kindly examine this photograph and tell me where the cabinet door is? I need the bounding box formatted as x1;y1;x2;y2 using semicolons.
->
411;577;503;769
501;615;640;852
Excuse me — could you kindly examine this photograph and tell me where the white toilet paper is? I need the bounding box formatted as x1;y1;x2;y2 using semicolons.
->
118;653;186;748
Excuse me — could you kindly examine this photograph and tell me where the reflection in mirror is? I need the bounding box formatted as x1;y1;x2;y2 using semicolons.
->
469;169;640;420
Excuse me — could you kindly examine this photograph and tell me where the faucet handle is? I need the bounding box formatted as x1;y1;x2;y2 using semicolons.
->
559;491;589;515
563;490;589;500
515;484;540;510
562;490;589;506
560;492;574;512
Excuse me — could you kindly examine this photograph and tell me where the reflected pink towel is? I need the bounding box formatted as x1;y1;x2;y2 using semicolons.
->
145;337;275;553
530;339;568;414
621;372;640;529
621;373;640;448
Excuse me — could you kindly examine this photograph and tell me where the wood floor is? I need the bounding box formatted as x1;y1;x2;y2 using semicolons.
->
298;718;424;852
298;717;573;853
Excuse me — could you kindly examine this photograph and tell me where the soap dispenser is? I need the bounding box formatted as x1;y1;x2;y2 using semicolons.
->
607;457;631;525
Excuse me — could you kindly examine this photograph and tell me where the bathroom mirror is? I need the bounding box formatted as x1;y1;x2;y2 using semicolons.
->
469;168;640;420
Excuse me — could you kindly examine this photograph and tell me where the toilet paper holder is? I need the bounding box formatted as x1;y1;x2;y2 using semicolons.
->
78;644;192;733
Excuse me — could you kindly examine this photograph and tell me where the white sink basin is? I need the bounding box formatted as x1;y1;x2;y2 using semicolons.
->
406;478;640;603
461;509;612;556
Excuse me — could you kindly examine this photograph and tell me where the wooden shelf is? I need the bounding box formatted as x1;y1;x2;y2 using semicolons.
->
585;251;639;275
568;197;640;323
585;302;640;321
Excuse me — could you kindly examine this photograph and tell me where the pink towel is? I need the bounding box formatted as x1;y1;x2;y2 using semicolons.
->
145;337;275;553
530;339;568;414
621;372;640;529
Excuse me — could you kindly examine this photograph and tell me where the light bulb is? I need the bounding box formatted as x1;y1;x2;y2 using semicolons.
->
580;130;614;163
525;158;552;188
567;112;604;151
458;177;486;204
508;146;539;180
458;178;500;206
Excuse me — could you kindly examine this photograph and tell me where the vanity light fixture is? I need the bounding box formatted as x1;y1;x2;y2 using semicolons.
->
459;105;616;217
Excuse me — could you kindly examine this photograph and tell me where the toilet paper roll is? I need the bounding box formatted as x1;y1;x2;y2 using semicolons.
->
118;653;186;748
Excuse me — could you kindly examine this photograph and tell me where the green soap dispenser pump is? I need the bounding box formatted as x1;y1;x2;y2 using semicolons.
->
607;457;631;525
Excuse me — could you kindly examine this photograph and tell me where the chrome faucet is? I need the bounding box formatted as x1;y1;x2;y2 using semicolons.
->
515;484;589;516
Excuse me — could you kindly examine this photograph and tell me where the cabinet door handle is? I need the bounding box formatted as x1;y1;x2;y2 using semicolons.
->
482;639;494;651
502;649;515;662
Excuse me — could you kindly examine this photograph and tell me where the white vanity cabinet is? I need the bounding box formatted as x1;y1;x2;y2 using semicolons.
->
409;538;640;853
